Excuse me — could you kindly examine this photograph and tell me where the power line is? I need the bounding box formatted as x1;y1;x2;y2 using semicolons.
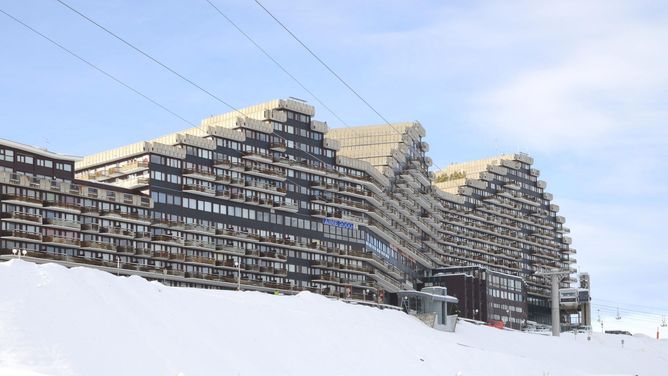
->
251;0;445;172
52;0;378;212
54;0;243;117
251;0;389;126
0;7;196;127
204;0;350;128
595;298;668;313
52;0;339;172
593;303;664;318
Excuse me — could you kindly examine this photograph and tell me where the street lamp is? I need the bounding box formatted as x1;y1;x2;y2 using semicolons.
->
234;260;241;291
12;248;27;260
507;309;513;329
363;289;369;302
473;308;479;320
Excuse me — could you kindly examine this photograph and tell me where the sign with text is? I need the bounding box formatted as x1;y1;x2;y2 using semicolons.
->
322;218;356;230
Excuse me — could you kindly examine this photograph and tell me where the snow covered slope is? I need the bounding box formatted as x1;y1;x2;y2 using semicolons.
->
1;260;665;376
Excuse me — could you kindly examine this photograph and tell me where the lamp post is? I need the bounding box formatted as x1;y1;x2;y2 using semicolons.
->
507;309;513;329
363;289;369;302
12;248;27;260
473;308;479;320
234;260;241;291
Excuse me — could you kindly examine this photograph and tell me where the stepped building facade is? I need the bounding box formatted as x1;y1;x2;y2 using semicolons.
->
0;98;576;326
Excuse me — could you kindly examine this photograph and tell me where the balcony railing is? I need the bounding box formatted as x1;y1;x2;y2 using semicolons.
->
1;211;42;223
1;229;42;241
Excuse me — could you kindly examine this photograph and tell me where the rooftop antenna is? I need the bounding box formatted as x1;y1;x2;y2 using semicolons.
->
288;96;307;103
616;307;622;320
41;137;50;152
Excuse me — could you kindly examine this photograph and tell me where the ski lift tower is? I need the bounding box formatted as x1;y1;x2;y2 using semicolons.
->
535;269;572;336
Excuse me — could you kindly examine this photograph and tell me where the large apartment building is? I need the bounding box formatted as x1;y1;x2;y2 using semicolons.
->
0;98;576;326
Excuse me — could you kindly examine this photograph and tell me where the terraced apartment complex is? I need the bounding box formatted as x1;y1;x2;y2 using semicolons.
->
0;98;576;326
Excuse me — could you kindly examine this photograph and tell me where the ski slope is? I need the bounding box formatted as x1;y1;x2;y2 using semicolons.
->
1;259;665;376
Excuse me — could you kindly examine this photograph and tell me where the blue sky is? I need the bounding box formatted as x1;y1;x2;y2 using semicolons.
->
1;0;667;334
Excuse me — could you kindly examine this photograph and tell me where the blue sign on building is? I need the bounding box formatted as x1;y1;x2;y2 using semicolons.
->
322;218;356;230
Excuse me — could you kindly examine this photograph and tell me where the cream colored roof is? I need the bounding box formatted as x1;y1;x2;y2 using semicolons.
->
77;98;314;170
0;138;81;162
201;98;315;127
433;154;531;194
327;122;424;174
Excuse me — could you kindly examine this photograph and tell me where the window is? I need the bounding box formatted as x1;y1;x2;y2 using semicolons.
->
0;149;14;162
17;154;34;164
37;159;53;168
56;163;72;171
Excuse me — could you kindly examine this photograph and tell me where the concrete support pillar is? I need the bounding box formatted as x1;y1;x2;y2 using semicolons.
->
551;275;560;336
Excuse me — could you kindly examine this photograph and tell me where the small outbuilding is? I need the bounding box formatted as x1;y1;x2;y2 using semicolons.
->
398;286;459;332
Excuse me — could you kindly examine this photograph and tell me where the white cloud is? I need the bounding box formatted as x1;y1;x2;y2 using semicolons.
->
558;198;668;312
474;2;668;151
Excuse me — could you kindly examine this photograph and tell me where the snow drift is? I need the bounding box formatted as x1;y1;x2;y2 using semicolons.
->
0;259;665;376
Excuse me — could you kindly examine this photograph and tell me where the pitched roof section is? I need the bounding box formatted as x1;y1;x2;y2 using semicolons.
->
76;98;315;170
326;122;426;177
433;153;534;194
0;138;81;162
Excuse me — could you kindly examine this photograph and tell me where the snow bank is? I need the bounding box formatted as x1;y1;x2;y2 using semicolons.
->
0;260;665;376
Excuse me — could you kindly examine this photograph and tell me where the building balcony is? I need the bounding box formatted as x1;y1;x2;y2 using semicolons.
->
311;261;374;275
100;210;151;224
43;200;82;213
134;231;152;240
243;249;287;262
214;244;245;256
257;266;288;276
1;229;42;242
120;160;149;174
215;174;232;184
99;226;135;238
115;245;145;254
268;142;287;152
242;165;287;182
309;181;328;189
242;196;275;208
80;223;100;233
183;239;216;250
212;157;242;169
42;217;81;230
273;202;298;212
42;235;80;247
0;193;42;207
242;180;286;196
151;234;183;245
241;151;273;163
150;218;185;230
114;176;149;189
183;168;216;182
182;184;215;196
182;223;215;235
1;211;42;224
81;240;117;251
184;255;216;266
